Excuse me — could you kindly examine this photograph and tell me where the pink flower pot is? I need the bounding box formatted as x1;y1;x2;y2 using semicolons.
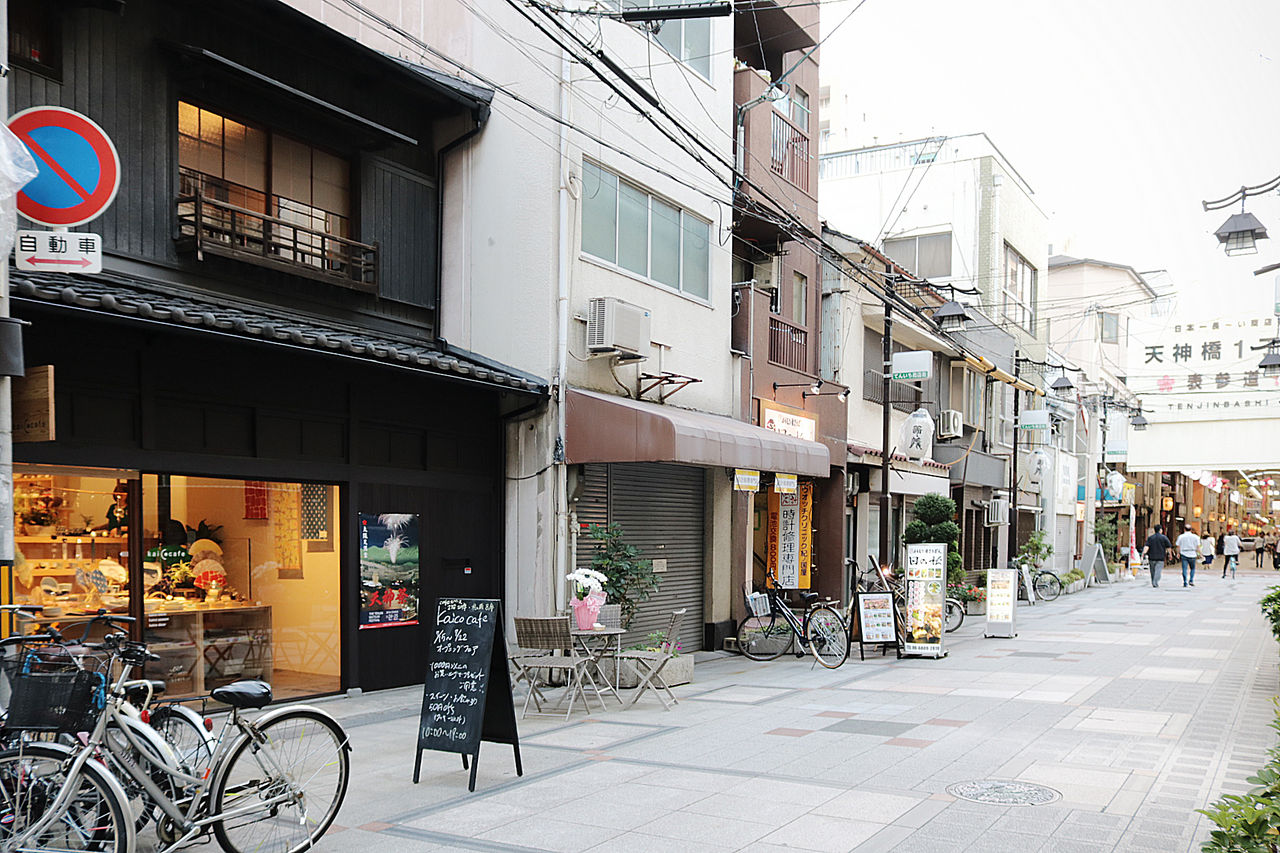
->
572;591;606;629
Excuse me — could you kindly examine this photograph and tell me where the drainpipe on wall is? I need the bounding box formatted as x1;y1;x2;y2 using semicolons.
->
434;105;490;340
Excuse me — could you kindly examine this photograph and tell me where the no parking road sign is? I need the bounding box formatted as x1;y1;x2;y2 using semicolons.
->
9;106;120;227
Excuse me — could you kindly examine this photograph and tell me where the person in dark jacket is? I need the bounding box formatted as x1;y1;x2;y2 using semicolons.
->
1142;524;1173;588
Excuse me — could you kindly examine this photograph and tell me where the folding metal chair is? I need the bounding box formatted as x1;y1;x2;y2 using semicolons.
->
510;616;594;720
618;608;686;710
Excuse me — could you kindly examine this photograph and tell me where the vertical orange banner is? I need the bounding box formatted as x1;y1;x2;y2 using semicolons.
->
798;480;813;589
767;491;780;585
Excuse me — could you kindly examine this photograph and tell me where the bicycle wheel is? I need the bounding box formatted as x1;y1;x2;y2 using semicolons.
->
212;709;350;853
0;742;131;852
804;606;849;668
735;612;793;661
1034;571;1062;602
944;598;965;633
150;704;213;774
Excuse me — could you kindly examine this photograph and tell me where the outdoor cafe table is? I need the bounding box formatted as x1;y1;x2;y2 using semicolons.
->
571;626;625;707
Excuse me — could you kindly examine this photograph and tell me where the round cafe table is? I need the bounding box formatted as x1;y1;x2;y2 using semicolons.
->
570;626;625;707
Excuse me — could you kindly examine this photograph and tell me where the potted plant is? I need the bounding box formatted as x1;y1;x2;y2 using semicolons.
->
586;523;661;629
566;567;608;629
612;630;693;688
949;584;987;615
1017;528;1054;569
903;493;964;587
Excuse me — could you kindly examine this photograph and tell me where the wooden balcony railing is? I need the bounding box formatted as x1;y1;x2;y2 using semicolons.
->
770;111;810;192
768;316;808;372
175;171;377;292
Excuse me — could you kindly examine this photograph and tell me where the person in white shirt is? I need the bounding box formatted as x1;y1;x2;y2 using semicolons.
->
1175;528;1201;587
1201;533;1216;568
1222;529;1241;579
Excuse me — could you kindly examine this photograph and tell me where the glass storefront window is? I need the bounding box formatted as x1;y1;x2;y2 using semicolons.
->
8;466;341;703
142;476;340;701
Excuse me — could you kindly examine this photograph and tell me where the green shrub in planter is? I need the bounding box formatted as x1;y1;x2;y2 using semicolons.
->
904;493;965;586
1261;586;1280;642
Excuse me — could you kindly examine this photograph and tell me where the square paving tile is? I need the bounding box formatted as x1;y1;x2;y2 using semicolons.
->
822;718;917;737
687;685;795;705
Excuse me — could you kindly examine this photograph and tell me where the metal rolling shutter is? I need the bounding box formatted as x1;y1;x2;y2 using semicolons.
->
609;463;705;651
572;464;610;569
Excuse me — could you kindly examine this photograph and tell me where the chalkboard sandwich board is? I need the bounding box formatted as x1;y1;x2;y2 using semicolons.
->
415;597;522;792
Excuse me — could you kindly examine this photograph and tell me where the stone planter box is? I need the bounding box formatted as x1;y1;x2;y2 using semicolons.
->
603;654;693;689
965;601;986;616
1065;579;1085;594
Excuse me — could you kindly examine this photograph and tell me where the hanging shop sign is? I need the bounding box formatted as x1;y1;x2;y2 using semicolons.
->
891;350;932;381
1128;505;1142;573
902;543;946;657
899;408;934;460
767;485;810;589
1105;434;1128;461
984;568;1017;638
733;469;760;492
1057;452;1077;506
760;400;817;442
359;512;421;629
774;473;797;493
12;364;54;443
1018;410;1050;431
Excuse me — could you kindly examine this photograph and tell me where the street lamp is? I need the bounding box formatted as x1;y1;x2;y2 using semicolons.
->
773;379;823;396
932;299;970;333
1261;349;1280;377
1129;412;1149;431
1202;174;1280;256
1050;374;1075;393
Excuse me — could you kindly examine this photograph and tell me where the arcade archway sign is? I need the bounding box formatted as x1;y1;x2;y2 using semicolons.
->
9;106;119;273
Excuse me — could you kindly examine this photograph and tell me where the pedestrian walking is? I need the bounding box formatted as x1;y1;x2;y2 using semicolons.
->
1222;528;1241;579
1142;525;1173;588
1175;527;1201;587
1256;535;1266;568
1201;532;1215;568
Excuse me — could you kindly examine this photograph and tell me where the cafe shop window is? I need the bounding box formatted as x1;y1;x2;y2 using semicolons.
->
10;466;341;702
177;101;358;279
140;475;341;701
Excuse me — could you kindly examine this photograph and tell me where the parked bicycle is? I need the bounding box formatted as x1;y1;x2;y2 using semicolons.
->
855;556;966;635
736;581;849;668
0;626;351;853
1011;557;1062;602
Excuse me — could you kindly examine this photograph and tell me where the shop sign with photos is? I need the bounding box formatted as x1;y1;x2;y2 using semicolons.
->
902;543;946;658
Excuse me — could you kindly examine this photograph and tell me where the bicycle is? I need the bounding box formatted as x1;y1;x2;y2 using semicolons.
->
736;581;849;668
0;629;351;853
1011;558;1061;602
856;557;966;635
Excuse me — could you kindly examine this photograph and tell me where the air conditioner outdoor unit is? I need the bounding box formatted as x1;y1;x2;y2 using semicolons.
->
985;498;1009;526
938;409;963;439
587;297;651;356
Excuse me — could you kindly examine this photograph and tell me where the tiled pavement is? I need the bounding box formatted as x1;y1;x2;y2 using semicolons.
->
202;569;1280;852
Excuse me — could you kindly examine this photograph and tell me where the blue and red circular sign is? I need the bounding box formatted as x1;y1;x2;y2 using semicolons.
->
9;106;120;227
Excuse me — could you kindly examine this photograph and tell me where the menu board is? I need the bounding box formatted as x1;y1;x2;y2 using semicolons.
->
903;543;946;658
855;592;897;660
414;598;521;792
985;568;1017;638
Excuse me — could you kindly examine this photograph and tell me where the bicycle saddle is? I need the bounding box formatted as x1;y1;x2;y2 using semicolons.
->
124;680;166;704
799;591;819;606
211;679;273;709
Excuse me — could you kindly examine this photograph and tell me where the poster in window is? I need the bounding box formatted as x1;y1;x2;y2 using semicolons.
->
359;512;420;629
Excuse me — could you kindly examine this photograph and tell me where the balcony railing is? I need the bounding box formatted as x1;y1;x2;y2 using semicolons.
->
175;170;377;292
770;111;810;192
768;316;808;372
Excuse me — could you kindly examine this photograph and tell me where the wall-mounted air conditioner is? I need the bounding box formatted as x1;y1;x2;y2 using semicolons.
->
752;255;783;305
587;297;651;356
985;498;1009;526
938;409;963;439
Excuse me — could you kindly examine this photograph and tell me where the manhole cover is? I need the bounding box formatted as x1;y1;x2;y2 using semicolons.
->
945;780;1061;806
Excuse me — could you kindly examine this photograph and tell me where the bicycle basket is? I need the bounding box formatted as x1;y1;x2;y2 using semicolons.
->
746;591;771;618
5;669;106;732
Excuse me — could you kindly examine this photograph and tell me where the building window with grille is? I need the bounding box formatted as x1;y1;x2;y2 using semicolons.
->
176;101;367;286
1001;243;1037;332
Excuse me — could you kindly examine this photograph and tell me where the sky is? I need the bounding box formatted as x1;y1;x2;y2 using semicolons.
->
819;0;1280;318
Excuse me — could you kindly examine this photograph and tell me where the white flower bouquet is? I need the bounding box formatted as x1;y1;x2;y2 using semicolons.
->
566;567;608;599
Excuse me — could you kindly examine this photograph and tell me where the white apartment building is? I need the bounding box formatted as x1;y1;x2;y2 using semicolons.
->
284;1;828;649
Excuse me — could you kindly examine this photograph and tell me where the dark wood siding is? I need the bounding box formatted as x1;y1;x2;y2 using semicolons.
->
360;156;438;308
